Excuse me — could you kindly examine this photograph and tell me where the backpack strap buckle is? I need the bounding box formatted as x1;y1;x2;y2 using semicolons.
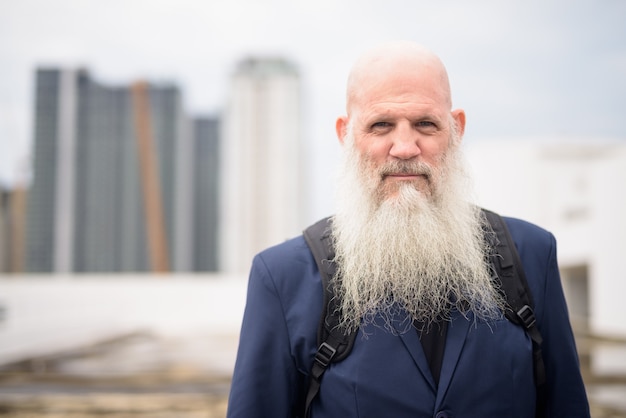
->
516;304;536;329
314;342;337;368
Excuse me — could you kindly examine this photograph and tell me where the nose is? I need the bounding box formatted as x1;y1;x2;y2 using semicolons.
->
389;123;421;160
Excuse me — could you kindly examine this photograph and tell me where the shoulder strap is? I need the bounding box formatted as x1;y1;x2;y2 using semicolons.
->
302;217;357;418
482;209;547;416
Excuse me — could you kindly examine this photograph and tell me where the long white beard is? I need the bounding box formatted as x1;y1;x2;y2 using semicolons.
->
331;135;504;333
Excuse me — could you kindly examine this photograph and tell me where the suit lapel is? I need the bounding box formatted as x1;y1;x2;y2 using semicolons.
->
435;311;472;404
399;326;437;392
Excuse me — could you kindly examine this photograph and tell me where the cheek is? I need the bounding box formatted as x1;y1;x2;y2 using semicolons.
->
420;140;449;166
356;140;390;166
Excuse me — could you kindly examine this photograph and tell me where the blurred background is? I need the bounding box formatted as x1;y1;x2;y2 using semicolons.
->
1;0;625;416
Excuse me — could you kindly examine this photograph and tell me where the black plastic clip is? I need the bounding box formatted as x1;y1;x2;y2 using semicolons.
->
315;342;337;368
517;305;537;329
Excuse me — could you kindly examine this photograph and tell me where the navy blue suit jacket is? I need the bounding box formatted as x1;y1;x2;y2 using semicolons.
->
227;217;590;417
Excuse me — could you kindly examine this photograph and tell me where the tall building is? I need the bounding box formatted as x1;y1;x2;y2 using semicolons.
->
220;57;304;274
26;68;75;272
192;117;220;272
0;188;9;272
0;185;27;273
25;68;220;273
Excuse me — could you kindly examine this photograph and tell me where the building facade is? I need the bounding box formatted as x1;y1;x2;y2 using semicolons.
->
0;186;27;273
0;188;9;272
25;69;220;273
220;57;304;273
192;117;220;272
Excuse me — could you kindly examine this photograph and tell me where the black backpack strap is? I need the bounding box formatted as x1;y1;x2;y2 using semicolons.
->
482;209;547;415
302;217;357;418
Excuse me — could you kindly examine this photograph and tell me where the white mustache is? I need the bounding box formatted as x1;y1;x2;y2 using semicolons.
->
379;161;433;179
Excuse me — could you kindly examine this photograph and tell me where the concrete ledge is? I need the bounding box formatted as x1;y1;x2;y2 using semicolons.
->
0;274;247;367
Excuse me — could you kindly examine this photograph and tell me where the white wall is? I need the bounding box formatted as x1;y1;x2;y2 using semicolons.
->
0;274;248;368
466;138;626;338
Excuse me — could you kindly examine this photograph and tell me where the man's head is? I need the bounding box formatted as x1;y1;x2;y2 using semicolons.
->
331;41;503;332
336;40;466;203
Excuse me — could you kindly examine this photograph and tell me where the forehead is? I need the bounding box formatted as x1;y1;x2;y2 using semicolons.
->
348;52;452;116
352;70;450;122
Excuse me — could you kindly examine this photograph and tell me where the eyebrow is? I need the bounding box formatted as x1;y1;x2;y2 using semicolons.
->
363;111;445;124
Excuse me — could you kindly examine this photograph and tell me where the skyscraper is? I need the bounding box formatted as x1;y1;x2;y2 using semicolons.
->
0;188;10;272
25;68;220;273
220;57;304;273
192;117;220;272
26;68;75;272
0;185;27;273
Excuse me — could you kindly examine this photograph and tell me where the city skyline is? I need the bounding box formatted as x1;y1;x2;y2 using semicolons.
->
1;0;625;223
20;67;221;273
2;55;306;274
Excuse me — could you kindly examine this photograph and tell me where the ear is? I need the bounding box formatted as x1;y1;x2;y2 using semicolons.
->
451;109;466;139
336;116;348;144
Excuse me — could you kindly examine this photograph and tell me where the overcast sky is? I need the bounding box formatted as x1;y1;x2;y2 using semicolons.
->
1;0;625;219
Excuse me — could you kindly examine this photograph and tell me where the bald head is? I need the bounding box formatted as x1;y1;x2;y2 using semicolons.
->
346;41;453;116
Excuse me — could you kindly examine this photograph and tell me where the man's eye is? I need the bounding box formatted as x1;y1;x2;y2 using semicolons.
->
416;121;439;134
371;121;391;129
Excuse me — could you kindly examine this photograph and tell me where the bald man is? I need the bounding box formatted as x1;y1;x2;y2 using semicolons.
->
226;41;590;418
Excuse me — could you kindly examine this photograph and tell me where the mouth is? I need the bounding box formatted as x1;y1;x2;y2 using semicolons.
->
377;161;434;193
383;173;425;180
381;172;430;184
